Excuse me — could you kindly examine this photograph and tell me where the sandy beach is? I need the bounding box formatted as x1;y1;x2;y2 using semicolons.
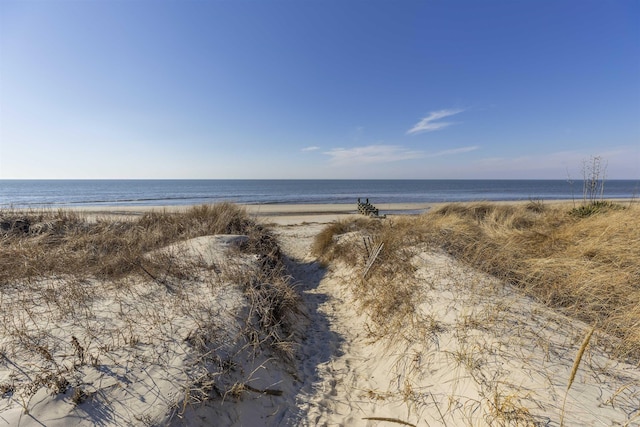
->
61;202;432;225
1;201;638;426
64;199;635;223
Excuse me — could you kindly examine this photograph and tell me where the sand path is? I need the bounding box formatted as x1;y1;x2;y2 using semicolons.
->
272;223;347;425
274;222;437;426
274;223;374;425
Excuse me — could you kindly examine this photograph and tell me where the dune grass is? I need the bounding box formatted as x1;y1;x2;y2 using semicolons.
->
312;200;640;361
312;216;431;343
0;203;300;416
0;203;275;283
0;204;296;349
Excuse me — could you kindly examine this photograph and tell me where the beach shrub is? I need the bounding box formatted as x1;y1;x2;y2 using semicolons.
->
581;155;607;204
569;200;624;218
311;217;381;265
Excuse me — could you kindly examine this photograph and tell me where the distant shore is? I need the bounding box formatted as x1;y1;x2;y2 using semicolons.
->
6;199;636;225
50;202;430;225
3;179;638;210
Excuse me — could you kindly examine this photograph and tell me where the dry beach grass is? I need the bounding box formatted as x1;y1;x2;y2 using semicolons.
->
0;203;273;282
1;200;639;426
314;200;640;361
310;200;640;425
0;204;302;425
420;200;640;361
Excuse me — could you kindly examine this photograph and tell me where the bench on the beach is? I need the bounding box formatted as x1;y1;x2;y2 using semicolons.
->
357;198;385;218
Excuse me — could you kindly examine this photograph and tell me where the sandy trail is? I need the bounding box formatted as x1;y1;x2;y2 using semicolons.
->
272;223;347;424
275;222;431;426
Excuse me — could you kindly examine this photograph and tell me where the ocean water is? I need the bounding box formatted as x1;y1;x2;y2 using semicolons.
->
0;179;638;208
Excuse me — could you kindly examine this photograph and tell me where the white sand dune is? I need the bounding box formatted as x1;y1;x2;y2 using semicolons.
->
0;234;259;426
1;207;638;426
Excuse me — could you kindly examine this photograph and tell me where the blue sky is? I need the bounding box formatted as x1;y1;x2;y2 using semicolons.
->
1;0;638;179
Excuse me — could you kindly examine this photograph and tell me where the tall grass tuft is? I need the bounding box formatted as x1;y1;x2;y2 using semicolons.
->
312;217;425;341
0;203;270;284
560;326;595;426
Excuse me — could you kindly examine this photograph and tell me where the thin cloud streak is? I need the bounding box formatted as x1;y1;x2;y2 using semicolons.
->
323;144;478;166
428;146;479;157
301;146;320;151
407;108;465;135
324;145;423;166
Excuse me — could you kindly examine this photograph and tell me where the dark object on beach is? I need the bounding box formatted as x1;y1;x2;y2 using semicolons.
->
357;199;385;218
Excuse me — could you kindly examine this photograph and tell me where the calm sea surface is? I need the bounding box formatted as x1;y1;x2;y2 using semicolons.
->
0;180;638;208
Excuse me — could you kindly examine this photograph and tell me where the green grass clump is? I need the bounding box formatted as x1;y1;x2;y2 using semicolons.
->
569;200;624;218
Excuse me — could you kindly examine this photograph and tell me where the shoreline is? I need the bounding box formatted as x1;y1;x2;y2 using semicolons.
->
52;202;433;225
3;199;635;225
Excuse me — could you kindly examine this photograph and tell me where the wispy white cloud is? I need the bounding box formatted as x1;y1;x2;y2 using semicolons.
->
407;108;465;135
323;144;480;166
428;146;479;157
324;145;423;166
301;146;320;152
